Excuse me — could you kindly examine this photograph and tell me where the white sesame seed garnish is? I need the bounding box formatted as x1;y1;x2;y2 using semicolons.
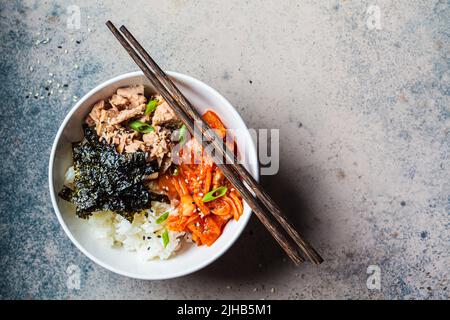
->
64;49;68;54
48;73;53;77
231;188;235;192
270;288;275;293
29;66;34;72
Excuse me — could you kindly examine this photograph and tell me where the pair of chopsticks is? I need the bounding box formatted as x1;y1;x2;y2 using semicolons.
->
106;21;323;265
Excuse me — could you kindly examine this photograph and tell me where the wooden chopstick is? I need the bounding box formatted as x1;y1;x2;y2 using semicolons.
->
106;21;322;265
119;25;323;265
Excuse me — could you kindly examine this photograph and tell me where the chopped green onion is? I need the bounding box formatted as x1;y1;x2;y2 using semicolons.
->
162;229;169;248
145;99;159;115
178;124;187;145
156;212;169;224
129;120;154;133
202;186;228;202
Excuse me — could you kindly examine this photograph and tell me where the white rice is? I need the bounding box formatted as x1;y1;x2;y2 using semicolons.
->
64;166;184;260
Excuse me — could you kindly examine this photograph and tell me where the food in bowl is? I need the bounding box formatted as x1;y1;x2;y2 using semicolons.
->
59;85;243;260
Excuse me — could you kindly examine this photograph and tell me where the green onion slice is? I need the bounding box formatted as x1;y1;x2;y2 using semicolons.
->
202;186;228;202
145;99;159;115
178;124;187;145
162;229;169;248
129;120;154;133
156;211;169;224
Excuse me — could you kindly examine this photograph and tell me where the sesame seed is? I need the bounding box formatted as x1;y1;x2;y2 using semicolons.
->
29;66;34;72
270;288;275;293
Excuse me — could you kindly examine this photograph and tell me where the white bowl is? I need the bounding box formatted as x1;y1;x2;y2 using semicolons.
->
49;71;259;280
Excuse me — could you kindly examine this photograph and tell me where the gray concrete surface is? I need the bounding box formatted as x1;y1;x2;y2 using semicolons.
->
0;0;449;299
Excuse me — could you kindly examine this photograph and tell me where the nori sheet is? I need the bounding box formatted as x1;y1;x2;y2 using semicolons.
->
59;125;168;220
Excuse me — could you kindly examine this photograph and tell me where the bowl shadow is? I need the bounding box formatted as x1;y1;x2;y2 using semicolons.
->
188;165;326;283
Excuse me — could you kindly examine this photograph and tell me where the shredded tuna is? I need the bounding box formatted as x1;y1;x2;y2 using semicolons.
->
125;140;144;153
152;101;180;127
84;86;179;171
142;126;171;163
110;104;146;125
109;94;128;108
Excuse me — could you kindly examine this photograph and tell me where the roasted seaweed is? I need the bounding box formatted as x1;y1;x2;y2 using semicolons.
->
59;125;168;220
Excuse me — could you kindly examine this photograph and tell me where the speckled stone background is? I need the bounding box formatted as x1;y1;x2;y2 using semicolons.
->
0;0;449;300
